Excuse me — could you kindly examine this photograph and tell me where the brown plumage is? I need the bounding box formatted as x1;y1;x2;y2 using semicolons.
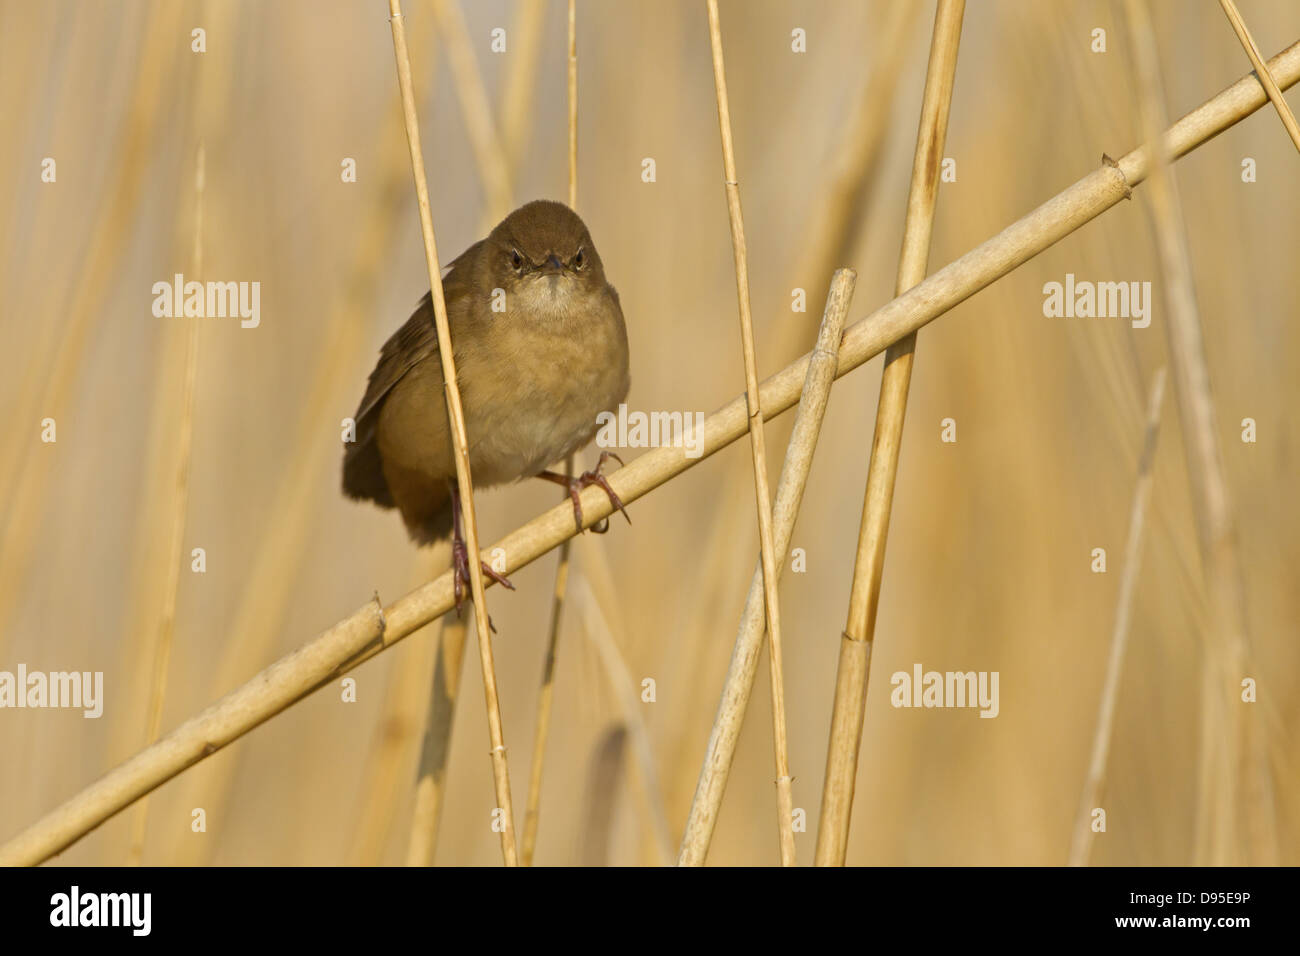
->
342;200;630;544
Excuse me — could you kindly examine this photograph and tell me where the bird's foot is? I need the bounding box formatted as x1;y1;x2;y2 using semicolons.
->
450;516;514;633
537;451;631;533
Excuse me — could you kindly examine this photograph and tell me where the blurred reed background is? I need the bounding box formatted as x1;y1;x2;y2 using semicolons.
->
1;0;1296;866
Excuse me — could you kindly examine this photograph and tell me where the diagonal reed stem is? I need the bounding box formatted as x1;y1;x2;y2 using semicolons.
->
4;36;1298;866
815;0;965;867
1217;0;1300;154
704;0;796;866
388;0;517;866
678;269;857;865
1069;367;1167;867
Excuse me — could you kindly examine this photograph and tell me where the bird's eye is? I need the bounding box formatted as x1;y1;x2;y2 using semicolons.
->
511;249;523;271
573;248;585;269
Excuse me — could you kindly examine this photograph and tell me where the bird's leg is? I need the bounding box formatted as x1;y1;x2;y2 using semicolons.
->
535;451;631;533
448;480;514;627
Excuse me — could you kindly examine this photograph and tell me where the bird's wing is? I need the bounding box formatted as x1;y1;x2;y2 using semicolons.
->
353;240;484;425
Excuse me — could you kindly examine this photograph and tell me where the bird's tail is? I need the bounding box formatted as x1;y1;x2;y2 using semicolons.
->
397;476;454;546
342;430;394;507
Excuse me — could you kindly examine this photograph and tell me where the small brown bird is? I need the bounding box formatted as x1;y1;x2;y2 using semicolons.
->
343;200;630;599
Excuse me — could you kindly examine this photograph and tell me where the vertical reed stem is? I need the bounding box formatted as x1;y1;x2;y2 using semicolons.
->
704;0;796;865
816;0;965;866
678;270;857;865
388;0;517;866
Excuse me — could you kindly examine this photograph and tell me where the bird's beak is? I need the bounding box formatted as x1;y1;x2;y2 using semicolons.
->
543;254;564;273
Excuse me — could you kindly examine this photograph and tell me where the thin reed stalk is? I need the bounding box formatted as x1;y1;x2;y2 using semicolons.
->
1122;0;1277;866
405;615;468;865
705;0;796;867
5;37;1298;866
389;0;517;867
1069;367;1167;867
666;7;916;809
521;0;580;867
1217;0;1300;153
679;269;857;865
816;0;965;866
125;141;207;866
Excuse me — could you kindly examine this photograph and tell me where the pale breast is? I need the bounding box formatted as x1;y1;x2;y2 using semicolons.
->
460;283;629;485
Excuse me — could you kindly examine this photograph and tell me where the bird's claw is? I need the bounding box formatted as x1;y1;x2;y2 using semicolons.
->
567;451;630;532
450;528;514;634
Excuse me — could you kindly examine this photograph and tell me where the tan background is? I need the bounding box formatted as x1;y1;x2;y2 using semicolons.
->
0;0;1296;865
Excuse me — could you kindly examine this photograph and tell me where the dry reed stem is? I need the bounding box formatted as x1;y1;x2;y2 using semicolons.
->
815;0;965;867
520;0;581;867
399;0;531;866
125;141;207;866
431;0;514;225
574;576;674;864
1122;0;1276;866
705;0;796;866
678;269;857;866
666;8;916;794
389;0;517;867
390;1;521;865
1217;0;1300;153
405;614;468;865
669;7;915;788
1069;367;1167;867
6;38;1299;866
0;600;387;866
